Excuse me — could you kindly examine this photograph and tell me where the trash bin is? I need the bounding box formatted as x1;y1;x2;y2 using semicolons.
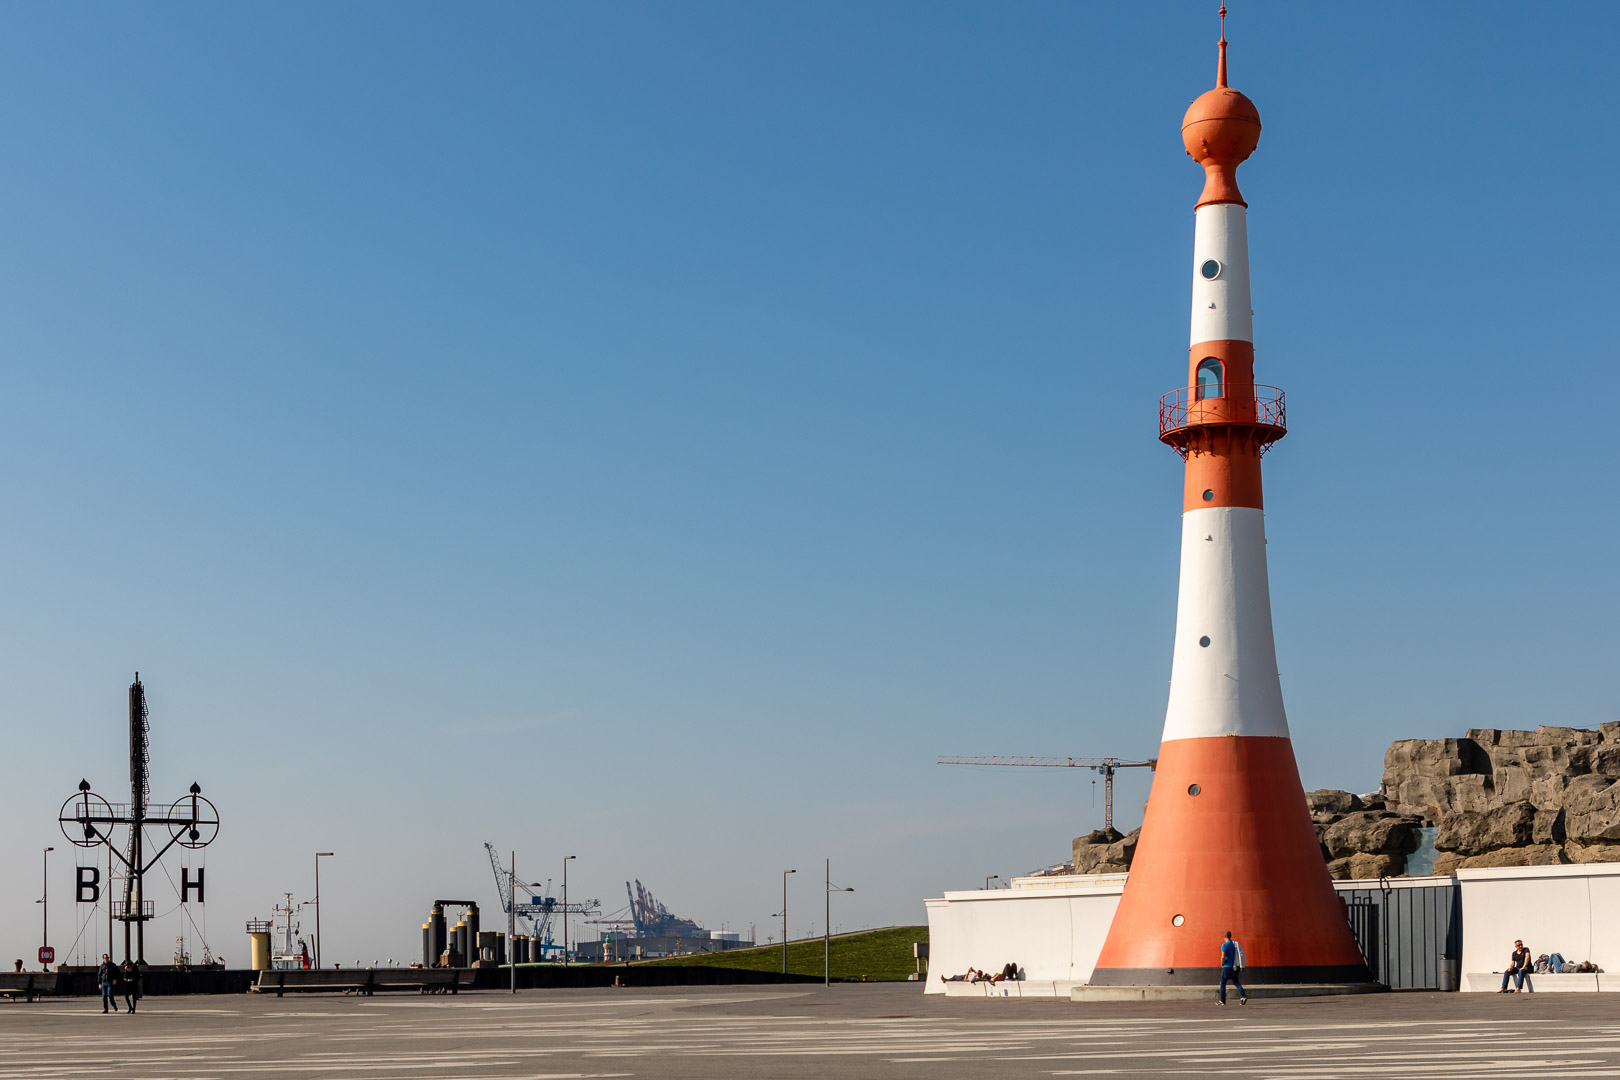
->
1439;953;1458;992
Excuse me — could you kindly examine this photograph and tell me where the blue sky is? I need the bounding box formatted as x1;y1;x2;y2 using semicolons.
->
2;1;1616;966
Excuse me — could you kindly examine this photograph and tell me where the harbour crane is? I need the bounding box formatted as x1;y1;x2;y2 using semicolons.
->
936;756;1157;831
483;843;601;957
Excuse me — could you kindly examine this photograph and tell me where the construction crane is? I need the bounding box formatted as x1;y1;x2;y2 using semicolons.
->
936;756;1157;831
483;843;602;957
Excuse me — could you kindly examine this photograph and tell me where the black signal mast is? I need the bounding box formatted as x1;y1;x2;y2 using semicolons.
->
59;675;219;964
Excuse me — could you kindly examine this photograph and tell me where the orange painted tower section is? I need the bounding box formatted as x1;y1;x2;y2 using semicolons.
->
1087;12;1371;988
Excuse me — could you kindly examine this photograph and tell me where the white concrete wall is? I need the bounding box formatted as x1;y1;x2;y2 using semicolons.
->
926;865;1620;998
1458;864;1620;989
924;872;1474;999
923;875;1124;997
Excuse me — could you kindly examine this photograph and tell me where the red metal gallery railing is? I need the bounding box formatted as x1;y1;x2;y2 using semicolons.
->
1158;384;1286;454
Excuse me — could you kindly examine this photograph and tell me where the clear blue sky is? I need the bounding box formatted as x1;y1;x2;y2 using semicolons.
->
3;1;1615;967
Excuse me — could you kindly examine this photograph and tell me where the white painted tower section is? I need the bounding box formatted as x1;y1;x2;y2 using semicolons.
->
1161;506;1289;740
1189;203;1252;346
1161;199;1288;743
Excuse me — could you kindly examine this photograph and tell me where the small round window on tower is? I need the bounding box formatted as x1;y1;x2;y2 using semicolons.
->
1202;489;1214;501
1200;259;1222;280
1199;636;1211;647
1187;784;1201;797
1172;914;1186;927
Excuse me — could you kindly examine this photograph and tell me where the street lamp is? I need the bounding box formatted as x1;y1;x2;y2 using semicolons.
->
781;869;796;975
509;851;517;995
314;853;334;969
986;874;999;890
41;847;54;966
824;858;853;987
562;855;576;967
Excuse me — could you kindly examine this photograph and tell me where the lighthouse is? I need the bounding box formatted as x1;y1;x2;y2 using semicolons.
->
1086;13;1372;988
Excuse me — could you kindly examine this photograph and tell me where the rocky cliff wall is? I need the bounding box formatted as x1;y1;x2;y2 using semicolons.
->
1387;724;1620;872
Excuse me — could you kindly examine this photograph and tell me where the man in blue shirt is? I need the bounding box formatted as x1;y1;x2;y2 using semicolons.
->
1219;931;1247;1005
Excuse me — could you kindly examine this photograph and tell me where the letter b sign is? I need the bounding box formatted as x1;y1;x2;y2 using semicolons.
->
77;866;101;904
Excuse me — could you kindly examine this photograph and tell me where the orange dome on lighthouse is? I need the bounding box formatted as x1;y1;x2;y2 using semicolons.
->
1181;7;1261;207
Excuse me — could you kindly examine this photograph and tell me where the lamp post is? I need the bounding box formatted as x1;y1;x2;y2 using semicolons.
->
314;852;334;969
509;851;517;994
562;855;576;967
986;874;999;890
824;858;853;987
42;847;54;965
781;869;796;974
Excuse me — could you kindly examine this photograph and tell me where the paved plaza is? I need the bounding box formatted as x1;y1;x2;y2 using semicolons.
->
5;984;1620;1079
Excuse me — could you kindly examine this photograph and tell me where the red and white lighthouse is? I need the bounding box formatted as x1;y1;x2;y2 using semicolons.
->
1087;13;1371;988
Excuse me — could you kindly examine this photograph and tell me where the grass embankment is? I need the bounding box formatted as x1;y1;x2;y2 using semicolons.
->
638;925;927;982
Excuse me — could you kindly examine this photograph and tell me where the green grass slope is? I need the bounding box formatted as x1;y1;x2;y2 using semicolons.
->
637;925;928;982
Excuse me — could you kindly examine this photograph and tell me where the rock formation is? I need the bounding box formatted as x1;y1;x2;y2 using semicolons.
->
1309;792;1423;880
1070;827;1138;875
1386;725;1620;872
1068;724;1620;879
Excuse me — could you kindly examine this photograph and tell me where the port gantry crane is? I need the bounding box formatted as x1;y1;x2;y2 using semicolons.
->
483;843;601;957
936;756;1157;831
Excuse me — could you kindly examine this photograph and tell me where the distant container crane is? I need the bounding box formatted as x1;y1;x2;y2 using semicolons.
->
581;880;748;962
937;756;1157;831
627;880;702;938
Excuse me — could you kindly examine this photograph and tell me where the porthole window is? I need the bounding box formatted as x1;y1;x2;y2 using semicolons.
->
1199;635;1211;647
1172;914;1186;927
1202;489;1214;502
1195;357;1224;400
1187;784;1201;796
1200;259;1222;280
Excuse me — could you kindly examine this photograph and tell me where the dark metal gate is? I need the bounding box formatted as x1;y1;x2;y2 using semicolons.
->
1336;879;1461;990
1344;899;1380;983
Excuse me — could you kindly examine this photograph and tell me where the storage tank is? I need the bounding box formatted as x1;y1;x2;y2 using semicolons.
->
429;905;446;965
247;921;272;971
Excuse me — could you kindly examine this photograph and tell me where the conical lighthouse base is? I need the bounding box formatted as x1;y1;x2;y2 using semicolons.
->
1086;735;1373;987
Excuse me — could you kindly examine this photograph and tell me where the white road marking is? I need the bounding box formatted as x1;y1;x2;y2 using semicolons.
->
17;995;1620;1079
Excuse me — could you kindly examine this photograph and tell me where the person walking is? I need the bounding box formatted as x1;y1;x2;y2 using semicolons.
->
1218;931;1247;1005
120;960;141;1014
1499;939;1532;993
97;954;119;1014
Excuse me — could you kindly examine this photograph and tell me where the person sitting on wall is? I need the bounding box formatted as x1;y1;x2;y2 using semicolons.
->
1001;962;1019;981
1500;940;1533;993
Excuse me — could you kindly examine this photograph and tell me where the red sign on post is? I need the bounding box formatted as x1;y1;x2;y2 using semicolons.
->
38;947;54;966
